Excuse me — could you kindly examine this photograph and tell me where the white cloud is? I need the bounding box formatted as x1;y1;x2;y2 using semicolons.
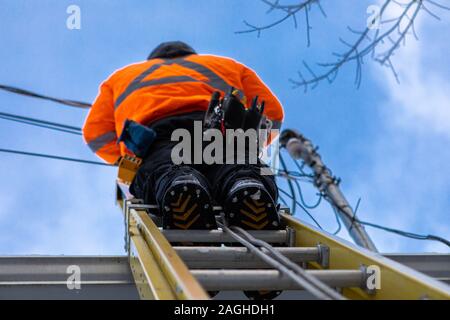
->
376;1;450;137
346;2;450;253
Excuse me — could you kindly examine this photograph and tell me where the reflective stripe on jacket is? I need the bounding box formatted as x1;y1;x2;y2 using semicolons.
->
82;54;284;164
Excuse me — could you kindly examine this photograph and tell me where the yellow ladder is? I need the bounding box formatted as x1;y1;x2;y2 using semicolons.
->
116;181;450;300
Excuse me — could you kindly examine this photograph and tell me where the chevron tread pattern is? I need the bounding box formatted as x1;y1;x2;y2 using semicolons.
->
161;183;216;230
224;185;280;231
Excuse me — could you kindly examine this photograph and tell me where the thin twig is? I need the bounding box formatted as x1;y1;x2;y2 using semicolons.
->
238;0;450;90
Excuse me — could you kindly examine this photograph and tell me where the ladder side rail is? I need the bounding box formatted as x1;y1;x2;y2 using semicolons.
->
117;182;209;300
283;214;450;300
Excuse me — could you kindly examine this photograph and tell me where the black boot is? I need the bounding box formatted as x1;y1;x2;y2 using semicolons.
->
223;178;281;230
222;178;282;301
243;290;282;300
160;173;217;230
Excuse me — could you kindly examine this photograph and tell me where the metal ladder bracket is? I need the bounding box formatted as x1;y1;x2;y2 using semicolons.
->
286;227;296;247
317;243;330;269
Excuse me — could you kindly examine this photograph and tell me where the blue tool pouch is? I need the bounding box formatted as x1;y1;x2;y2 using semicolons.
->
117;119;157;158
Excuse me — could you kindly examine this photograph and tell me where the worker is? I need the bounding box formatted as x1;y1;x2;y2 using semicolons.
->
83;41;284;233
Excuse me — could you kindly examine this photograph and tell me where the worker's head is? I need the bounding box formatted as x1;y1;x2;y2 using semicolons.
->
148;41;197;60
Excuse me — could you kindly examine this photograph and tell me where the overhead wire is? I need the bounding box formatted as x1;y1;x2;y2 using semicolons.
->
321;193;450;248
0;148;112;167
0;111;82;131
278;153;297;214
278;194;288;207
293;156;308;175
1;83;449;248
279;187;323;230
357;220;450;248
331;206;343;235
293;178;322;209
0;84;91;108
0;114;82;136
278;144;450;248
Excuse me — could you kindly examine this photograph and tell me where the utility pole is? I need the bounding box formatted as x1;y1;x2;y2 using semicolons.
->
280;129;378;252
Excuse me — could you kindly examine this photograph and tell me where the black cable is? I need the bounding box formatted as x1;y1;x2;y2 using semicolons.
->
279;153;297;214
357;219;450;248
346;198;361;232
0;111;82;131
332;207;342;235
278;172;340;234
276;169;314;182
293;178;322;209
293;158;308;175
279;187;323;230
0;84;91;108
331;199;450;248
0;115;82;135
278;194;288;206
0;148;112;167
282;146;450;248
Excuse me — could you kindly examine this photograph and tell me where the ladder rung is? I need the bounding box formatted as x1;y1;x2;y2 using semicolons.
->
191;269;365;291
174;247;321;269
162;229;288;244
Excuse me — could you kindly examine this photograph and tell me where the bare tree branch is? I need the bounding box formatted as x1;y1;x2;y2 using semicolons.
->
239;0;450;91
235;0;325;46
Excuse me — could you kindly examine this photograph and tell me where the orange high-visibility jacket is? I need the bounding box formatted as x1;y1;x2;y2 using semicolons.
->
82;54;284;164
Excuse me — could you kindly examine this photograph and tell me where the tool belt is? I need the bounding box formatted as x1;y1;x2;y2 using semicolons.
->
203;88;269;137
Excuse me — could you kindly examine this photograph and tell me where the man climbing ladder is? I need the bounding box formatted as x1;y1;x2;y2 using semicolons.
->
83;41;284;234
84;41;283;234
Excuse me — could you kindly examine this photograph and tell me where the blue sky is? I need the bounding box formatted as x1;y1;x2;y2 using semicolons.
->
0;0;449;254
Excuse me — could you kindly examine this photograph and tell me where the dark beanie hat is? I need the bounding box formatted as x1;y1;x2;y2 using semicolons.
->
148;41;197;60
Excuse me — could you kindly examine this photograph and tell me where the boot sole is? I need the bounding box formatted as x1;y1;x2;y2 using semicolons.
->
161;182;217;230
224;185;281;230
